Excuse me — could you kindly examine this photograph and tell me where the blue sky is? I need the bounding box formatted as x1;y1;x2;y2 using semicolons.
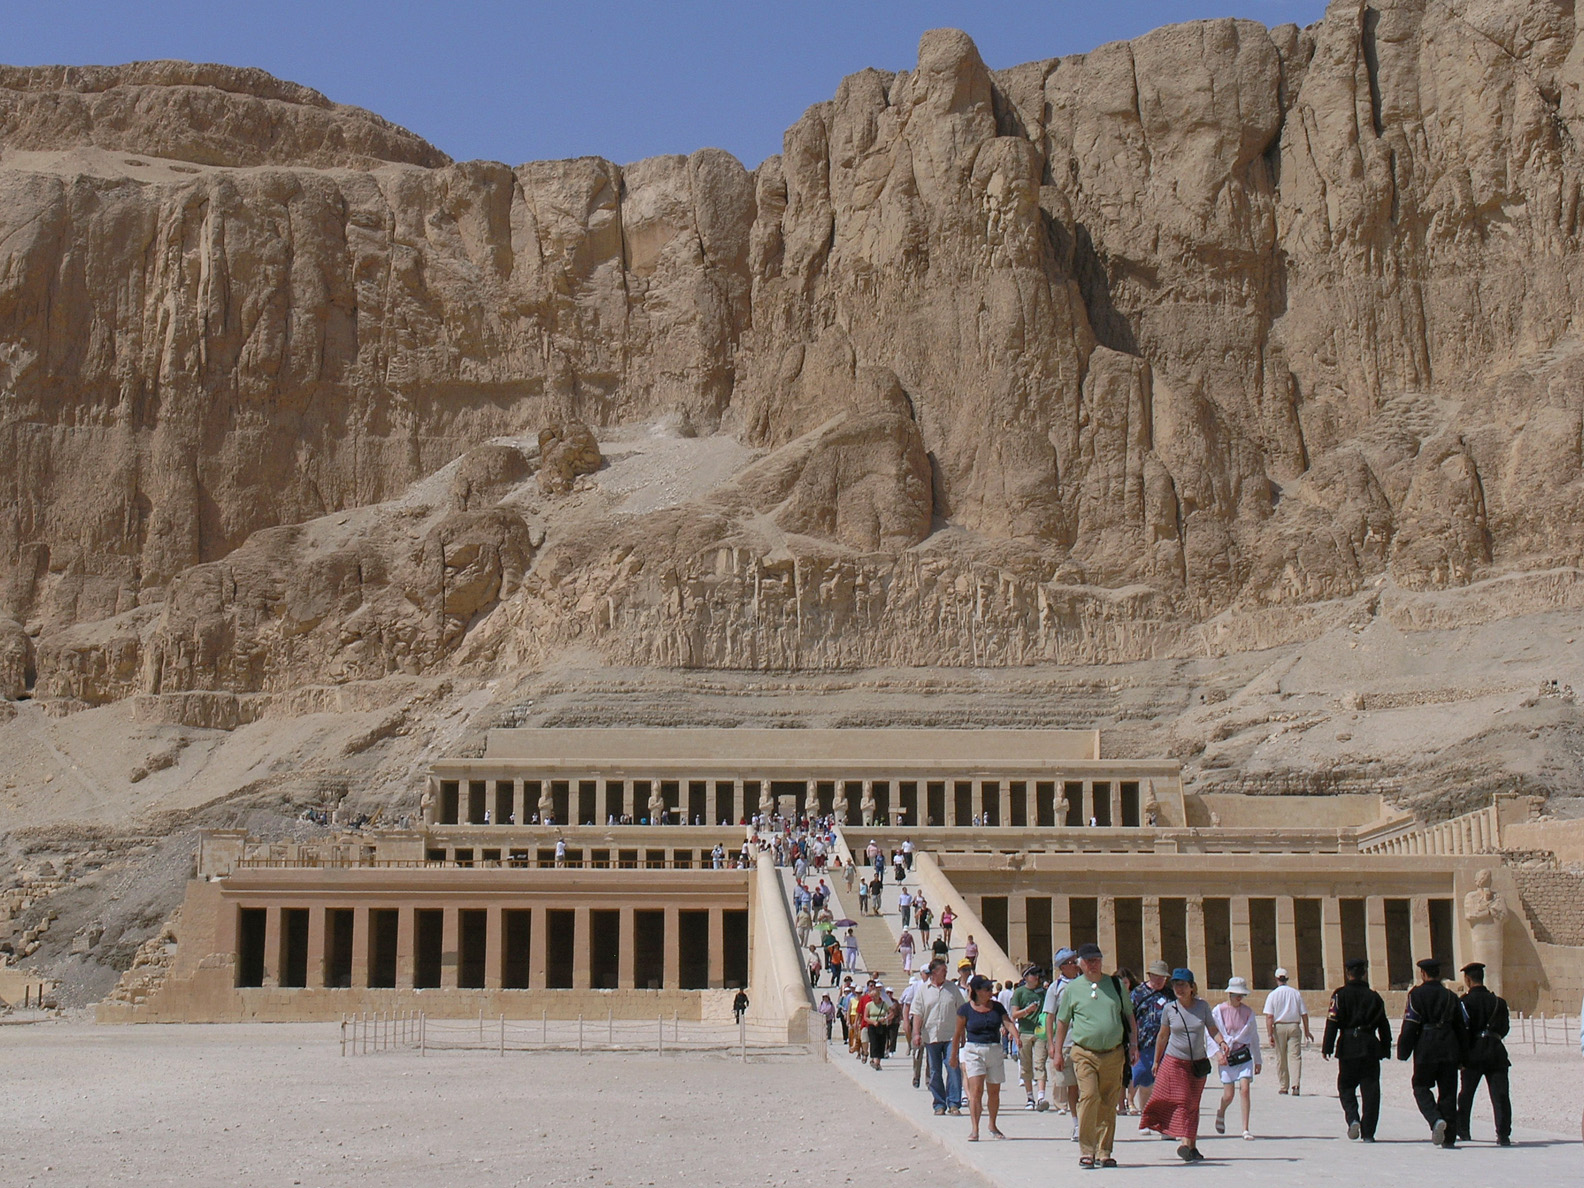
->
3;1;1329;167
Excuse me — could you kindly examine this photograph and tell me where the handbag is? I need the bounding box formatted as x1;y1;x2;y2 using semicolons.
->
1225;1046;1252;1067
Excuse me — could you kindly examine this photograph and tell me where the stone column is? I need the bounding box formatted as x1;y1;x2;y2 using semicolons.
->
1410;896;1433;967
970;781;985;825
1082;781;1094;825
1142;896;1162;967
1275;897;1298;984
618;907;636;990
262;906;282;989
998;780;1012;828
514;779;528;827
441;908;460;990
1230;896;1253;982
1053;895;1072;953
484;907;504;990
1097;895;1118;965
1185;897;1207;984
733;779;745;825
622;780;636;822
1321;897;1345;990
708;908;726;989
396;908;415;990
1365;896;1390;981
306;908;327;989
573;907;591;991
663;906;681;990
1110;784;1123;829
1010;895;1030;966
528;908;548;990
350;907;370;989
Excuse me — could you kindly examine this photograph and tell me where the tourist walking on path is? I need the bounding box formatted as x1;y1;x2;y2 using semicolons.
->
1052;942;1137;1169
896;927;916;972
1212;977;1262;1140
843;927;860;975
1262;967;1312;1095
1129;960;1173;1114
1454;961;1512;1145
950;974;1018;1141
898;887;913;928
865;984;895;1070
1011;965;1048;1111
913;958;966;1116
818;993;835;1039
733;988;749;1024
940;906;956;948
1398;957;1468;1147
916;900;932;945
963;935;979;972
1139;968;1226;1163
869;874;884;916
1322;957;1391;1142
1042;948;1082;1128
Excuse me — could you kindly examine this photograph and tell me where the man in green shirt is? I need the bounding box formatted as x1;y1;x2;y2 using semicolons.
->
1010;965;1049;1110
1053;942;1137;1169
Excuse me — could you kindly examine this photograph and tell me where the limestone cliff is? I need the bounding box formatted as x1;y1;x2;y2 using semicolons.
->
7;1;1584;704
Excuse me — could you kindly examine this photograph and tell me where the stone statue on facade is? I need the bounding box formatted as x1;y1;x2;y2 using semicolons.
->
1463;867;1508;995
419;786;434;824
648;786;667;825
538;785;555;825
1055;793;1069;824
861;782;876;827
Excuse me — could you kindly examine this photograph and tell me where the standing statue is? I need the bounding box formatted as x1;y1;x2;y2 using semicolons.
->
861;781;876;828
1463;868;1508;995
648;786;667;825
1055;792;1069;825
419;786;435;825
538;784;555;825
832;784;850;827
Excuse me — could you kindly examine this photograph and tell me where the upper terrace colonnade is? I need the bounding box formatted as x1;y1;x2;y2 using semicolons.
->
426;728;1182;829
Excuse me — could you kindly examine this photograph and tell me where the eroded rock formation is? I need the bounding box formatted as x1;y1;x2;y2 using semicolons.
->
7;2;1584;701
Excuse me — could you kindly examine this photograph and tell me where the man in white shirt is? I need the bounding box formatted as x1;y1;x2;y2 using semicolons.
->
1263;967;1313;1095
912;959;967;1115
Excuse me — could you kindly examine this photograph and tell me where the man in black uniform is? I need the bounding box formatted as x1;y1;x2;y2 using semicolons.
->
1322;957;1392;1141
1397;956;1469;1147
1454;961;1512;1146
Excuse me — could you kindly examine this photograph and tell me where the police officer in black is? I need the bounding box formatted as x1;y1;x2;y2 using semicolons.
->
1397;956;1469;1147
1454;961;1512;1146
1322;957;1391;1141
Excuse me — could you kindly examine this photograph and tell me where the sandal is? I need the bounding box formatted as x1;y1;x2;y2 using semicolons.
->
968;1133;980;1142
1101;1158;1118;1168
1079;1156;1096;1169
989;1129;1007;1140
1214;1114;1226;1135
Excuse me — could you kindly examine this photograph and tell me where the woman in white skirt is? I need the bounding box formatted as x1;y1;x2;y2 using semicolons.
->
1213;976;1263;1139
950;974;1020;1141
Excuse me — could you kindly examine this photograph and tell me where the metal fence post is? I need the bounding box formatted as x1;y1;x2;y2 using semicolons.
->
658;1013;663;1055
542;1009;548;1045
608;1008;613;1047
739;1012;746;1063
578;1014;584;1054
500;1014;506;1057
340;1014;347;1058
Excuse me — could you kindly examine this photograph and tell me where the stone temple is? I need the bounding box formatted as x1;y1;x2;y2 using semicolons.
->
101;728;1584;1033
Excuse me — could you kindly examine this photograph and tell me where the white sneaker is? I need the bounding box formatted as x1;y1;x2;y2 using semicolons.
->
1242;1131;1254;1141
1071;1121;1080;1141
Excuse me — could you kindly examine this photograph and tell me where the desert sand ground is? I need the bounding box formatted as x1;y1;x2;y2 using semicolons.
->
4;1020;1580;1188
0;1021;984;1188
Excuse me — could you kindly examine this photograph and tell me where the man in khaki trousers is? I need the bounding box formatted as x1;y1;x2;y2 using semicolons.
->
1052;943;1137;1169
1263;967;1313;1095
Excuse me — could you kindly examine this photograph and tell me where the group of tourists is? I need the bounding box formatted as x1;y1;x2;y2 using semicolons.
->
859;937;1519;1167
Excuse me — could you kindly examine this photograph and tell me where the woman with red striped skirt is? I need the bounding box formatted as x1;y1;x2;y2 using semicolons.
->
1139;969;1227;1163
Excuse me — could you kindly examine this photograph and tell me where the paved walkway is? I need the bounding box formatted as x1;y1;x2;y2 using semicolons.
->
830;1042;1579;1186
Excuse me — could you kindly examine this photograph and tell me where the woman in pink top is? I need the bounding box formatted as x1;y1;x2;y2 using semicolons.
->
1212;977;1263;1140
941;906;956;949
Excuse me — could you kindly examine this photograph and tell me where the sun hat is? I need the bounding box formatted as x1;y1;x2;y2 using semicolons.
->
1171;967;1196;984
1147;960;1172;978
957;957;975;969
1225;976;1251;996
1054;947;1078;966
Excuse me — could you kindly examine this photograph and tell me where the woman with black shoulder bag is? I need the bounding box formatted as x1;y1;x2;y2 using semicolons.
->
1138;968;1227;1163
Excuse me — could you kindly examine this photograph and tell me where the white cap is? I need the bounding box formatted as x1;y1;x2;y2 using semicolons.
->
1274;967;1289;980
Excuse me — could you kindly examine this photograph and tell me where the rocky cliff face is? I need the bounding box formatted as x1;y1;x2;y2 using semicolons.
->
7;1;1584;705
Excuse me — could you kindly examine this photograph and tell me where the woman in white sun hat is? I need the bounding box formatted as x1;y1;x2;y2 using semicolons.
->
1213;976;1263;1140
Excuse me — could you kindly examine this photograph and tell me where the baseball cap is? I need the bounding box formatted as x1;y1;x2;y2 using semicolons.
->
1274;967;1289;980
1054;947;1078;965
1074;942;1103;961
957;957;974;969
